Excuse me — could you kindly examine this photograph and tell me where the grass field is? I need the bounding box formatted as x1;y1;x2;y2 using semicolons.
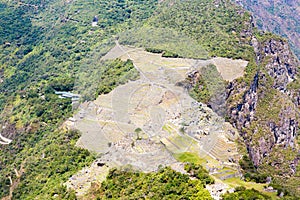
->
223;177;279;199
173;152;207;165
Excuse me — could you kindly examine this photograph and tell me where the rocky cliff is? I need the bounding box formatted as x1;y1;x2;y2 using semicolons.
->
227;34;300;175
180;31;300;174
235;0;300;59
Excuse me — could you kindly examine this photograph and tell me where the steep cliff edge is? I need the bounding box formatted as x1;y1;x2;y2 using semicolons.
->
235;0;300;59
179;25;300;180
227;34;300;179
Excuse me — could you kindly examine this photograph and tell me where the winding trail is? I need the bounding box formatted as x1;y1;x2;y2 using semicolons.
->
0;133;12;145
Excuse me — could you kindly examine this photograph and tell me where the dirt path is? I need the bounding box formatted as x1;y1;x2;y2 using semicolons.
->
0;133;12;145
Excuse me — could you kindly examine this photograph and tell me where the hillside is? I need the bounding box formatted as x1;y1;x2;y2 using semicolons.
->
0;0;299;199
235;0;300;59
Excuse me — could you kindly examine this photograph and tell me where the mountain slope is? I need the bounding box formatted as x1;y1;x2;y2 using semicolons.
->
235;0;300;59
0;0;158;198
0;0;299;199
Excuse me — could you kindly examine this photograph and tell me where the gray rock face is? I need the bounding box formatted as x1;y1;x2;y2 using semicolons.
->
270;107;297;148
246;97;299;167
0;68;3;83
1;121;18;139
228;72;258;131
236;0;300;59
227;35;300;170
262;39;298;91
288;89;300;107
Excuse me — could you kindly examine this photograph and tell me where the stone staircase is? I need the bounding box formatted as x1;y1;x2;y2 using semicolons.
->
208;136;240;164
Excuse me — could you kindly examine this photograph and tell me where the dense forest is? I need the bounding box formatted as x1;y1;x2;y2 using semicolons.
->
84;164;272;200
0;0;299;199
87;165;213;199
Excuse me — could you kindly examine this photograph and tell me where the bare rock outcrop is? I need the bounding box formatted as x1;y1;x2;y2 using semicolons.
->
227;35;300;172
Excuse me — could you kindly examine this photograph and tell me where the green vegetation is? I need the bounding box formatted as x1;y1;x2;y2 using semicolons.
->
223;177;279;199
162;50;180;58
189;64;225;105
96;59;139;96
75;58;139;101
239;155;268;183
120;26;209;59
0;0;298;199
150;0;254;60
174;152;206;165
87;165;213;199
146;47;181;58
236;72;300;196
12;130;94;200
0;0;157;198
287;78;300;91
258;146;299;198
222;186;271;200
145;47;164;54
184;163;215;185
0;3;34;45
0;80;95;198
189;75;210;104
